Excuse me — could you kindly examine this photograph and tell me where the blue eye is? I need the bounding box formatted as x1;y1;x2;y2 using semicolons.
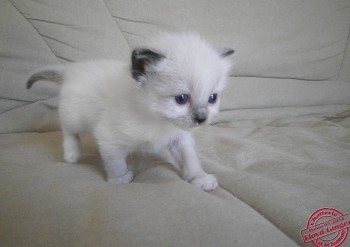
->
208;93;217;104
175;94;189;105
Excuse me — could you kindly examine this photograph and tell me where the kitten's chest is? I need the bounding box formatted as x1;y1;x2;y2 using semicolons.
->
132;128;178;154
134;141;162;154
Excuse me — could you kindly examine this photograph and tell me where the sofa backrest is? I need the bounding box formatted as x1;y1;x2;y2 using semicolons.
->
107;0;350;81
1;0;349;133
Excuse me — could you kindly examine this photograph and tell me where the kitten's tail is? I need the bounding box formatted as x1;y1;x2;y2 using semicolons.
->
26;67;64;89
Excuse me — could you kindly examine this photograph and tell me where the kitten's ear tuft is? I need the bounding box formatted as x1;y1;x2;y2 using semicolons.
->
131;48;165;81
220;47;235;58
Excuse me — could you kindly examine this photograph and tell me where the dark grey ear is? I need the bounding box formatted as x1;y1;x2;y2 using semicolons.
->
131;48;165;81
220;47;235;58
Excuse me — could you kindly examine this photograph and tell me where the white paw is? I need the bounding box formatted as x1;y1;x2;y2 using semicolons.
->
108;171;134;184
64;149;81;163
190;174;218;192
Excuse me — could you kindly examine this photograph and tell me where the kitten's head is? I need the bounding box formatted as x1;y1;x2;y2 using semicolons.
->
131;32;234;129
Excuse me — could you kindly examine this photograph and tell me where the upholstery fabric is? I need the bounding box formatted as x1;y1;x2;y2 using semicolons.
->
1;1;350;246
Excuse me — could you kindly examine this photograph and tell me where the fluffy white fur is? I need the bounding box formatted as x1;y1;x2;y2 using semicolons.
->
27;32;234;191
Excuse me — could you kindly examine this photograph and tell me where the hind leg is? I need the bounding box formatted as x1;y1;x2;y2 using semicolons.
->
62;128;82;163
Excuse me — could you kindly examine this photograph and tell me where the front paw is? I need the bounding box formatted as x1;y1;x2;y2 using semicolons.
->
190;174;218;192
64;149;81;164
108;171;134;184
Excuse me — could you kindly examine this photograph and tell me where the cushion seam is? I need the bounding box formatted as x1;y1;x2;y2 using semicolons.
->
219;183;299;246
7;0;60;62
100;0;131;49
336;22;350;80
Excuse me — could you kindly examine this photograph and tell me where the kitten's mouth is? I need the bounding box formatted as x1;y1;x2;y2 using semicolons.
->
190;122;200;128
171;120;199;130
189;118;208;128
168;118;204;130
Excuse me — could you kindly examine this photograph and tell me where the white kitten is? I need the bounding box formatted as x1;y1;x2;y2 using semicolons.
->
27;32;234;191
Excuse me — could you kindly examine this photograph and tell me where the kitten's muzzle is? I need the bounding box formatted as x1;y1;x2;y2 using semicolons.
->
193;109;207;125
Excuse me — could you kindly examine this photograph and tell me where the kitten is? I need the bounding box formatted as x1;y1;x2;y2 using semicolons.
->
27;32;234;191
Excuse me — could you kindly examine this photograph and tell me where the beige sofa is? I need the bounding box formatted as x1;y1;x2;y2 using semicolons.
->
1;1;350;246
